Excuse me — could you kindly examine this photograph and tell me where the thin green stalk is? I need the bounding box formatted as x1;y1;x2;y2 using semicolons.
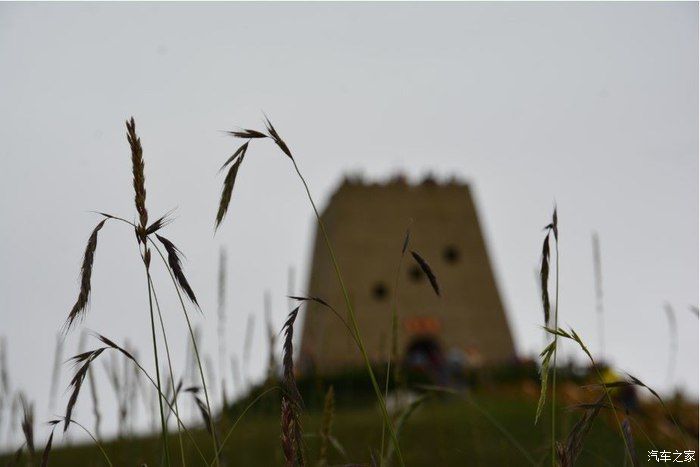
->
116;348;209;464
550;240;559;467
94;215;217;462
589;362;634;463
552;327;634;465
149;275;186;466
63;417;113;466
209;386;279;465
379;360;391;467
380;234;409;466
289;158;405;467
148;240;220;466
145;260;171;467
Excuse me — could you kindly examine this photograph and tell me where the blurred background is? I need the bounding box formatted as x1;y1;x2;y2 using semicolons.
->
0;1;697;460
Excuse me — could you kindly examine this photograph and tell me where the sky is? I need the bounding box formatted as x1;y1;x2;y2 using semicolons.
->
0;2;697;449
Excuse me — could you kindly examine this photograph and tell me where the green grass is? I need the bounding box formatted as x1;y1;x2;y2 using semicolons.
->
7;392;667;466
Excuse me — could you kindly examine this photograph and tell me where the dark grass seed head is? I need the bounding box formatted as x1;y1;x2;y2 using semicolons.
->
64;347;105;432
155;234;199;307
65;219;108;332
540;233;551;326
410;251;440;296
227;129;268;139
263;116;293;160
19;395;34;456
126;117;148;232
215;152;246;231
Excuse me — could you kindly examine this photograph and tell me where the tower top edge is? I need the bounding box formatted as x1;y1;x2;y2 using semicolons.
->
337;173;471;190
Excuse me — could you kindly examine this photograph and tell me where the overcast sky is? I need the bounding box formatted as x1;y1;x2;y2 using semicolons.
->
0;2;697;448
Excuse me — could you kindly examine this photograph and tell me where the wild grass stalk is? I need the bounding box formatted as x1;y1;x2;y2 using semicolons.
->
144;252;171;465
215;116;406;466
663;303;678;385
217;248;227;407
150;275;187;464
545;326;634;464
265;291;278;383
230;355;241;395
0;336;7;443
555;394;605;467
19;394;34;462
551;209;560;467
204;355;216;410
40;419;60;467
383;393;430;465
63;117;226;465
380;226;411;465
591;232;605;359
148;239;219;463
78;329;102;439
602;374;696;464
127;346;141;435
242;313;255;387
184;386;216;443
60;417;113;466
68;335;210;463
284;127;406;465
48;334;63;413
281;306;305;466
535;207;559;466
102;352;126;436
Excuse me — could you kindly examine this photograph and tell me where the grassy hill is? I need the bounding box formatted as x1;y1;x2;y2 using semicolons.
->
5;384;695;467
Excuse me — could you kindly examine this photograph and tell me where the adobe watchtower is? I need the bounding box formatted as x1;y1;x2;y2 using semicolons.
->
299;176;515;373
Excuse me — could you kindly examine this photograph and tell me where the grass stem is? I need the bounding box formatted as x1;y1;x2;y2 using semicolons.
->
289;157;406;467
149;275;187;466
145;263;172;467
550;240;559;467
149;240;220;466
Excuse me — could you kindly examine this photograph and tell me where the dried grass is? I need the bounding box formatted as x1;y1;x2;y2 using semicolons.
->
555;396;603;467
19;394;34;457
126;117;148;234
215;143;247;230
410;251;440;296
281;306;304;466
155;234;199;308
64;347;105;432
65;219;107;331
40;420;60;467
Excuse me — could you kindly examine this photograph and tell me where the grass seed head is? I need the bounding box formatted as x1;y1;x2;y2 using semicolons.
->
126;117;148;234
410;250;440;296
65;219;108;332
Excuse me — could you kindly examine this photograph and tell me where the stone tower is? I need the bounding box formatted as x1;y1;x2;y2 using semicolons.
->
299;176;515;373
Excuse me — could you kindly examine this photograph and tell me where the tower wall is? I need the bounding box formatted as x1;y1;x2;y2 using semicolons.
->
299;177;515;373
